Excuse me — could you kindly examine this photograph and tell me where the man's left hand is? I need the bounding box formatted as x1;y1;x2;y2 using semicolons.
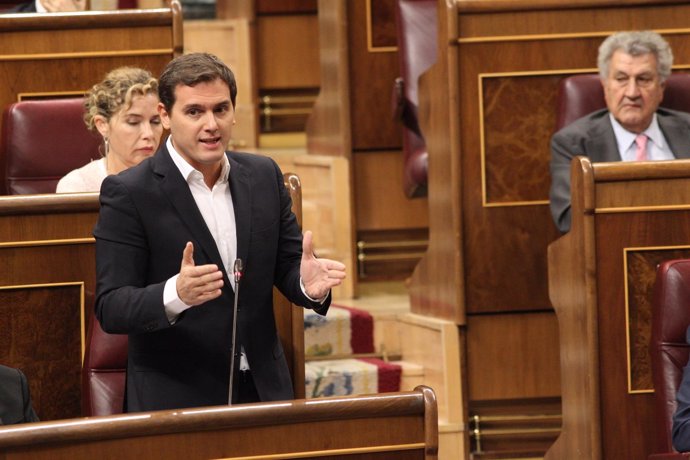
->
300;230;346;300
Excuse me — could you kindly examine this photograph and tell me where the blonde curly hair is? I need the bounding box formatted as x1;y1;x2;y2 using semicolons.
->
83;67;158;131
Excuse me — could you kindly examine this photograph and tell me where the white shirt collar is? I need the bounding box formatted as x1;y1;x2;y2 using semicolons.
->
165;136;230;185
35;0;47;12
610;113;667;160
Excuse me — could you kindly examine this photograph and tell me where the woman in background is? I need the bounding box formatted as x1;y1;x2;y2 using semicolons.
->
56;67;162;193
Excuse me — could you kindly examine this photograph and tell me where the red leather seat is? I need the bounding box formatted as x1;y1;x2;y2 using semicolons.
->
650;259;690;457
81;314;128;416
0;98;102;195
393;0;436;198
556;73;690;131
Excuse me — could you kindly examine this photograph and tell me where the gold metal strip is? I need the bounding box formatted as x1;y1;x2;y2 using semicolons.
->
0;237;95;248
212;442;425;460
306;352;402;362
18;90;86;101
260;108;312;116
365;0;397;53
596;204;690;214
0;281;86;361
484;200;550;207
457;27;690;45
470;427;561;436
357;240;428;249
358;252;427;262
0;48;173;62
623;244;690;394
260;95;317;104
471;414;562;423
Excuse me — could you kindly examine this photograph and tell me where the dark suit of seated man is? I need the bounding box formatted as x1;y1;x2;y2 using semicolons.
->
549;30;690;233
673;328;690;452
0;364;39;425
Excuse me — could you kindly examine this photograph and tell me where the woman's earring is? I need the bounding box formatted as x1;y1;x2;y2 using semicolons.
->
103;137;109;157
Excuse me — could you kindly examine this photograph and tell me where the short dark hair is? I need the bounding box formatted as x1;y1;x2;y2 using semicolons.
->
158;53;237;112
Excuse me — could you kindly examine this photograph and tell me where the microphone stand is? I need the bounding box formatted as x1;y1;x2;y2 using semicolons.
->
228;258;243;404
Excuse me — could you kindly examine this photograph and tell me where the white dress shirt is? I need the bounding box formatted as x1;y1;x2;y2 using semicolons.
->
610;113;675;162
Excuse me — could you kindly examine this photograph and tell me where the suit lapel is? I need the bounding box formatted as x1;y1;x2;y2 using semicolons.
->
659;111;690;159
228;153;252;267
152;145;226;272
585;113;622;162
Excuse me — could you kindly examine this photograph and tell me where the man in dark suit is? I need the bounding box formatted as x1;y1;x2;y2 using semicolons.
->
0;365;39;425
94;53;346;412
550;31;690;233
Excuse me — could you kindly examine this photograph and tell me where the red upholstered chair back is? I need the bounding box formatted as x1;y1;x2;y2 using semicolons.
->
651;259;690;453
0;98;102;195
81;314;128;416
556;73;690;131
393;0;436;198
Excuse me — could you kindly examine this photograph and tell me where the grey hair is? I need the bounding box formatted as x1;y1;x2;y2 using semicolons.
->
597;31;673;82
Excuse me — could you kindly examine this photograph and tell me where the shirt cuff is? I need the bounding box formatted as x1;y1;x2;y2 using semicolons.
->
300;277;328;304
164;274;192;324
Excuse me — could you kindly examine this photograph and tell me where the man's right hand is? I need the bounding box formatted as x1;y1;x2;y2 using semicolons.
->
176;242;224;306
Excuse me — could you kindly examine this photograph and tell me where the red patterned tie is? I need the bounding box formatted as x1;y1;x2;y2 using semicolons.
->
635;134;648;161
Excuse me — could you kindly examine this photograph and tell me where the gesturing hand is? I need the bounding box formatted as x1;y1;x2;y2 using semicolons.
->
176;242;224;306
300;230;346;300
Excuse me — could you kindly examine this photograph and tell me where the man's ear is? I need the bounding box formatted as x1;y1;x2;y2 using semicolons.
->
158;102;172;130
93;115;109;139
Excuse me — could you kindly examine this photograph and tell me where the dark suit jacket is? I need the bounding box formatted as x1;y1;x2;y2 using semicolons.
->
3;1;37;12
549;108;690;233
673;328;690;452
94;143;330;413
0;365;39;425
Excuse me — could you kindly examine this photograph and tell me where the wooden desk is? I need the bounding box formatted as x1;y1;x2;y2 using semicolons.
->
547;157;690;460
0;386;438;460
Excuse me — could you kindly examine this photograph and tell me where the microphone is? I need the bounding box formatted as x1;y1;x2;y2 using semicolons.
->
228;258;243;404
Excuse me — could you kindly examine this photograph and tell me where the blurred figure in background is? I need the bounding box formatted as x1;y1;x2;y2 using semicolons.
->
0;364;39;425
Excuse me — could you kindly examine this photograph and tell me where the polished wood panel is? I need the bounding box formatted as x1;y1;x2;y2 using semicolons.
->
256;0;316;14
257;15;320;89
305;0;352;158
347;0;401;151
0;194;98;421
354;150;429;231
0;4;182;161
547;158;690;460
466;312;560;401
482;74;560;203
0;173;307;420
369;0;397;49
0;386;438;460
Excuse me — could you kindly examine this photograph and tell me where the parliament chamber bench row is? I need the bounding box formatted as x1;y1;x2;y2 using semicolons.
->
0;385;439;459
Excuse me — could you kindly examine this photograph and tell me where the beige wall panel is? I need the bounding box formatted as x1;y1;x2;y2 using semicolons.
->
257;15;320;89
